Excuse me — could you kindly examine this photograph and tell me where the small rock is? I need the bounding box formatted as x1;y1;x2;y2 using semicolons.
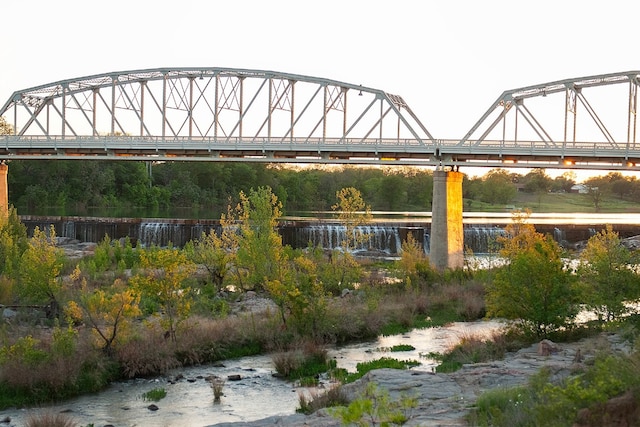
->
227;374;242;381
0;416;10;424
537;339;559;356
147;404;159;411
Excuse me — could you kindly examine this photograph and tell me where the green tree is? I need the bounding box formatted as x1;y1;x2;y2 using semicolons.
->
523;168;552;206
130;247;196;342
18;226;64;317
0;207;28;277
487;212;580;337
583;176;610;211
235;186;284;291
185;205;238;292
266;253;328;336
332;187;372;252
68;277;141;356
552;171;577;193
578;225;639;322
480;169;517;205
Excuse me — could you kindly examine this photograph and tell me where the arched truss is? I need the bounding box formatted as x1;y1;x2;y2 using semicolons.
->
0;67;435;163
444;71;640;170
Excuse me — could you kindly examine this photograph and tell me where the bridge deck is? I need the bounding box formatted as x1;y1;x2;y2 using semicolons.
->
1;135;638;170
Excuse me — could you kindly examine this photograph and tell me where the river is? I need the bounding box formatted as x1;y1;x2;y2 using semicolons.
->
0;320;504;427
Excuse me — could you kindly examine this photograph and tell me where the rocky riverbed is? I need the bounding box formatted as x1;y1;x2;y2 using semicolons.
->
213;332;632;427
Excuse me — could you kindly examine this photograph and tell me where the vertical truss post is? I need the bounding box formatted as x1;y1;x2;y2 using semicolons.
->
92;89;98;136
111;79;116;136
628;80;637;148
214;74;219;140
46;102;50;136
62;87;67;137
290;81;295;142
379;98;383;140
343;88;347;137
140;82;145;137
322;85;327;140
12;101;17;135
565;88;578;144
189;77;194;138
239;77;244;139
268;78;273;141
503;103;508;145
162;73;167;139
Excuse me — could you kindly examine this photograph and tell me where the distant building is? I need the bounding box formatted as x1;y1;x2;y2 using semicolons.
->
570;184;589;194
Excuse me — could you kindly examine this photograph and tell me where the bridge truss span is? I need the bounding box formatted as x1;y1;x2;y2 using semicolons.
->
448;71;640;170
2;68;640;170
0;67;436;163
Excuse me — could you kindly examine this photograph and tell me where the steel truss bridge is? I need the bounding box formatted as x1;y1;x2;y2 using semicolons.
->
1;67;640;171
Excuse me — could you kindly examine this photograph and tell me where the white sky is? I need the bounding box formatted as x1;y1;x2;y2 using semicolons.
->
2;0;639;181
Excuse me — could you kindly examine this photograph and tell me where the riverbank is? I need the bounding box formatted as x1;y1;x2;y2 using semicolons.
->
215;331;632;426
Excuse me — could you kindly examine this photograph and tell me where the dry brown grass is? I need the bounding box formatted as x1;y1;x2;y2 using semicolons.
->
24;411;77;427
0;327;98;392
298;384;348;414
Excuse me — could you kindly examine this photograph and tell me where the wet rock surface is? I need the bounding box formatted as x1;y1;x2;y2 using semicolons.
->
213;332;631;427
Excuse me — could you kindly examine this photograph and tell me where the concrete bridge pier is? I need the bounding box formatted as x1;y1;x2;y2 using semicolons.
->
429;169;464;271
0;163;7;216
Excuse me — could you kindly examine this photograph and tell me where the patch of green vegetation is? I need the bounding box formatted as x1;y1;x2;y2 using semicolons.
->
332;357;420;384
142;387;167;402
469;354;640;426
290;356;337;382
386;344;415;352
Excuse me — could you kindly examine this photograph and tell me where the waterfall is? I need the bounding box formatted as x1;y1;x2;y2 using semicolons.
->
18;216;640;255
464;226;506;254
287;224;404;255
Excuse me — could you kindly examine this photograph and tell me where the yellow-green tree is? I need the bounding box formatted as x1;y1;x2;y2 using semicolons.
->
578;225;639;322
0;207;28;303
497;209;538;258
18;226;64;317
185;205;238;292
130;248;196;342
68;277;141;356
487;212;581;337
235;186;284;291
332;187;372;252
266;254;327;336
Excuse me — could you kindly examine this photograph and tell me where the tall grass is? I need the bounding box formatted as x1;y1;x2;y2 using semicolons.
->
24;412;77;427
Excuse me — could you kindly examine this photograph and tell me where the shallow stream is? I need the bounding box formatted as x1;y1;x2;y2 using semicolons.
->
0;320;504;427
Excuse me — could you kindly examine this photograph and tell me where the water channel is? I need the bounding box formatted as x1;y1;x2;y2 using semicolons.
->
0;320;504;427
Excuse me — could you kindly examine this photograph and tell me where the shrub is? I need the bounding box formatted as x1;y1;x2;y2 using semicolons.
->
272;342;334;382
329;382;418;426
298;385;348;415
434;330;508;373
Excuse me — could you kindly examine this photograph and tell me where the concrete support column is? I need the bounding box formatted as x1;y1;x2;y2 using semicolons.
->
429;169;464;271
0;163;7;216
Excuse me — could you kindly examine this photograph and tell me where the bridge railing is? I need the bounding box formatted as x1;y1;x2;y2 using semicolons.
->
1;136;639;169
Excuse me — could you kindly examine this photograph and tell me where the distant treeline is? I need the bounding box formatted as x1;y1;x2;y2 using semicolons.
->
6;160;639;217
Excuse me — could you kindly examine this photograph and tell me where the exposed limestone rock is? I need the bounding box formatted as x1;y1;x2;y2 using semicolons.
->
211;332;632;427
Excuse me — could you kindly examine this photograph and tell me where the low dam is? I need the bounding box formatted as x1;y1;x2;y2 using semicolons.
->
18;214;640;256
